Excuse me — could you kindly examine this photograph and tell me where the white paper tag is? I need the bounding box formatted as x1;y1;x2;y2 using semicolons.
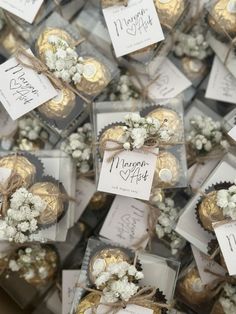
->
0;105;18;138
191;245;226;285
75;178;96;222
228;126;236;142
102;0;164;57
205;56;236;104
97;145;157;200
213;220;236;276
62;270;80;314
0;0;44;24
100;195;150;248
86;304;153;314
0;49;58;120
132;58;192;99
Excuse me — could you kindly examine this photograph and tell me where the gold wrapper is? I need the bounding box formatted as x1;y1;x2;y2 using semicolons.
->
20;247;58;286
146;108;182;142
154;0;186;30
153;152;180;188
0;155;36;187
208;0;236;39
181;57;207;80
36;28;76;62
177;267;214;305
75;57;110;96
38;88;76;119
89;192;107;210
76;292;163;314
99;125;126;157
198;191;224;232
29;182;64;226
89;248;130;284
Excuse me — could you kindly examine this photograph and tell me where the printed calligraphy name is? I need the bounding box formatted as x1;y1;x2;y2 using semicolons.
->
5;63;39;105
109;156;149;184
114;8;153;37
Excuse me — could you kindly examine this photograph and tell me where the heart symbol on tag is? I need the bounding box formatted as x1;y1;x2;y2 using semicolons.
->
120;169;131;181
9;79;21;90
126;25;136;36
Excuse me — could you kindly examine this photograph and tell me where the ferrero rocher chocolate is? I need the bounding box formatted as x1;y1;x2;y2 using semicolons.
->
153;152;180;188
76;292;163;314
154;0;186;30
198;191;225;232
177;267;214;305
99;125;126;157
207;0;236;40
29;182;65;226
89;192;107;210
38;88;76;119
181;57;207;80
146;108;182;142
89;248;130;284
0;155;36;187
75;57;110;96
36;28;76;62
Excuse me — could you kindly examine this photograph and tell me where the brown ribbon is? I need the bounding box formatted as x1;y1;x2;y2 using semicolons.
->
15;47;91;104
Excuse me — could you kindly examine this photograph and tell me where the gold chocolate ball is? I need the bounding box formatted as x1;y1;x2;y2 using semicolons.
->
153;152;180;188
89;248;130;284
89;192;107;210
207;0;236;39
177;267;214;305
99;125;126;157
0;155;36;187
154;0;186;30
29;182;65;225
38;88;76;119
181;57;207;80
36;28;75;62
75;58;110;96
198;191;225;232
146;107;182;142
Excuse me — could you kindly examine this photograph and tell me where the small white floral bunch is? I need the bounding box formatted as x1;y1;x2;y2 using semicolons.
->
60;123;93;173
173;24;212;60
122;113;172;150
92;258;144;303
217;182;236;220
187;115;229;154
18;117;48;142
219;283;236;314
151;196;186;255
44;35;86;84
1;188;46;243
8;246;57;282
108;74;139;101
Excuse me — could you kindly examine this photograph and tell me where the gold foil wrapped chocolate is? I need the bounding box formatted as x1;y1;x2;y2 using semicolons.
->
99;125;126;157
181;57;208;80
75;57;110;96
146;107;182;142
198;191;224;232
0;155;36;187
154;0;186;30
89;248;130;284
38;88;76;120
177;267;215;305
207;0;236;40
153;152;180;188
36;28;76;62
29;182;65;226
89;192;107;210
